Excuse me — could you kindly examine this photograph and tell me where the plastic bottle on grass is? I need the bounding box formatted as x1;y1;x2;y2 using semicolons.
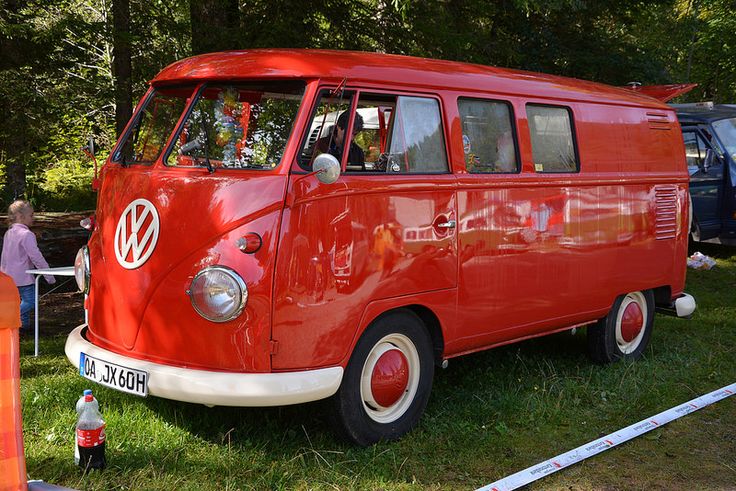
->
76;389;98;414
74;389;98;465
76;391;106;471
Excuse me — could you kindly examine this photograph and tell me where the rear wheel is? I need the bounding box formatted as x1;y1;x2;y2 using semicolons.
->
331;310;434;446
587;290;654;363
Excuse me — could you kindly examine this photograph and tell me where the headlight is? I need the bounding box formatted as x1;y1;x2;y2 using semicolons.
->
187;266;247;322
74;246;90;294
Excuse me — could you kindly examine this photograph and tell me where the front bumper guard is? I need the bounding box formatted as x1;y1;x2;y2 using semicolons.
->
65;325;343;407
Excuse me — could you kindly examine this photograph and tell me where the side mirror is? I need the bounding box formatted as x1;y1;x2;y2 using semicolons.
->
81;135;100;191
703;149;715;173
82;136;97;157
313;153;341;184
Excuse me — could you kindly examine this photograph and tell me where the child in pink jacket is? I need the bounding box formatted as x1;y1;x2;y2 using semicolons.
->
1;200;55;330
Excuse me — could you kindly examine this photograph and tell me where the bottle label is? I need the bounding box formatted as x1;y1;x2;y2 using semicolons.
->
77;425;106;448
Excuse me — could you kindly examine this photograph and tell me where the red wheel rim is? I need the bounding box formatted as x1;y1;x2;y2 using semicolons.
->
620;302;644;342
361;334;420;423
370;349;409;408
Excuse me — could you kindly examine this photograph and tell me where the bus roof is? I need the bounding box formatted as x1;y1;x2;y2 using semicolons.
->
153;49;669;109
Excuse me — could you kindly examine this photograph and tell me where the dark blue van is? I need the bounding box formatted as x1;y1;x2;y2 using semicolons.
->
673;104;736;245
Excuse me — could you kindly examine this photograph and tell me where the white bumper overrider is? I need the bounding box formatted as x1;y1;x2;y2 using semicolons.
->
675;293;697;318
65;325;343;407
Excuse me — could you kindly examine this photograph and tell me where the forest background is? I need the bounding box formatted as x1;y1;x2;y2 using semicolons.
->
1;0;734;210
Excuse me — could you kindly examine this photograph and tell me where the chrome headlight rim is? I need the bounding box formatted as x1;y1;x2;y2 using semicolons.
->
75;246;91;294
188;265;247;323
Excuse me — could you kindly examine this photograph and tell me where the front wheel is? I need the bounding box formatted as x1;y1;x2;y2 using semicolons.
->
330;310;434;446
587;290;655;363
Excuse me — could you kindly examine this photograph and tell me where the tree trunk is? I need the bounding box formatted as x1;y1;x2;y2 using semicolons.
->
112;0;133;138
190;0;240;55
1;0;28;198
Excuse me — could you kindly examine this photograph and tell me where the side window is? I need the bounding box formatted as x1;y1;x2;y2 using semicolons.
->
683;131;707;173
526;104;579;173
299;89;355;170
301;91;448;173
458;98;518;173
683;130;720;176
387;96;448;173
351;92;395;172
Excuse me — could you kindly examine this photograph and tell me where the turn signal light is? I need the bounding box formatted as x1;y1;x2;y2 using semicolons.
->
80;215;96;230
74;246;90;294
236;233;262;254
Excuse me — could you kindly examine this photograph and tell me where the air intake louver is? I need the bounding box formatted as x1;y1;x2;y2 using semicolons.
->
655;186;677;240
646;112;671;131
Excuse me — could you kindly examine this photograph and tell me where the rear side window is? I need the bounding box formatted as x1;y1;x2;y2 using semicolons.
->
458;98;518;173
526;104;578;172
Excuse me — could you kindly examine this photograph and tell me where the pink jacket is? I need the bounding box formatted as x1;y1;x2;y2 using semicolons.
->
1;224;55;286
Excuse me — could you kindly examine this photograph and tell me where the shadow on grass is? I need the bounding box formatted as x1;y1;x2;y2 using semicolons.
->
141;396;336;451
139;329;594;454
688;241;735;259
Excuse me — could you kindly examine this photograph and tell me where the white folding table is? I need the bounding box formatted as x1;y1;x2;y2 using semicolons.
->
25;266;75;357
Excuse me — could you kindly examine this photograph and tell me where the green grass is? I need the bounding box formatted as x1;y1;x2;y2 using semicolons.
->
19;244;736;490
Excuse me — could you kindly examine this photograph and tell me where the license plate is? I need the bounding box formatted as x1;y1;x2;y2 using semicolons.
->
79;352;148;397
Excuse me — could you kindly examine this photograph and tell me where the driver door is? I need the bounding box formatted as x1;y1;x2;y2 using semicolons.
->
272;86;458;370
683;127;724;240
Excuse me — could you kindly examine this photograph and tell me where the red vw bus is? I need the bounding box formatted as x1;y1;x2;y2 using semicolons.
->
67;49;695;446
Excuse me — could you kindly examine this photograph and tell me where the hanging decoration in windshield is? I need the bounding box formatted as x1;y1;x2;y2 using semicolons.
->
168;82;304;170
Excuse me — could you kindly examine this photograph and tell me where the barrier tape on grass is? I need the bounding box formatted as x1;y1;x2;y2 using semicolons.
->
477;382;736;491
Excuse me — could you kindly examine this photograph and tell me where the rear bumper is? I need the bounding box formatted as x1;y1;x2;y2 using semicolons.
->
65;325;343;407
655;293;697;319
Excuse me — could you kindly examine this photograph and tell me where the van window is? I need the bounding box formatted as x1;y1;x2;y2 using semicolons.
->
113;86;193;165
299;89;355;169
387;96;448;173
302;92;448;174
350;93;393;172
712;118;736;161
526;104;578;173
458;98;518;173
168;81;304;170
683;131;710;174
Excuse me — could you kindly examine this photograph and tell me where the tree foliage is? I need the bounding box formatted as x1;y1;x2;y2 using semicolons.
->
1;0;735;210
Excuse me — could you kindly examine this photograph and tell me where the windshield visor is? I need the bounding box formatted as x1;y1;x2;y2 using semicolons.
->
113;86;194;165
166;81;305;170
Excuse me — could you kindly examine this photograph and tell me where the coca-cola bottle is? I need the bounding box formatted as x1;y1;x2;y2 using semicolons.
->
76;389;98;414
74;390;98;465
76;391;106;471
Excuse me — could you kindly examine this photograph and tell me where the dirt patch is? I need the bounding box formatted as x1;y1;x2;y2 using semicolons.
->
33;289;85;338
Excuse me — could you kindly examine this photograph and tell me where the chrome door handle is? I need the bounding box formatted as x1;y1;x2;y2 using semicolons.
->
437;220;456;229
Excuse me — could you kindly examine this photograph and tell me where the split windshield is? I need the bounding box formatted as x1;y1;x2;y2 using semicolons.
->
167;81;305;170
113;81;305;170
113;86;193;165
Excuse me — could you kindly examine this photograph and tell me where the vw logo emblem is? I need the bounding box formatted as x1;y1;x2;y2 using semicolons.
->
114;198;160;269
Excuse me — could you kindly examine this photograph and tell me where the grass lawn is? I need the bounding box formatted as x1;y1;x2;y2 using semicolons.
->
19;244;736;490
